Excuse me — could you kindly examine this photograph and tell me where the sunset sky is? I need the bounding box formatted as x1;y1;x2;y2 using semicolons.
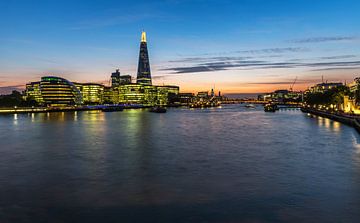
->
1;0;360;94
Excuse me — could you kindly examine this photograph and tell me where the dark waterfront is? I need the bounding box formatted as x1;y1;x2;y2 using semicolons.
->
1;104;360;223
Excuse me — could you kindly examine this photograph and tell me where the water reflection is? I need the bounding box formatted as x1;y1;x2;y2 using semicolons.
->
13;114;18;125
1;106;360;222
309;115;342;133
352;134;360;153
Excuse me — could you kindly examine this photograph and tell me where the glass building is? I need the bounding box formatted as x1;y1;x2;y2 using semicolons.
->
25;81;44;104
40;76;82;106
80;83;104;104
23;32;180;107
103;87;117;104
119;75;132;85
118;84;145;105
111;69;121;87
157;86;180;105
136;31;152;85
112;69;132;87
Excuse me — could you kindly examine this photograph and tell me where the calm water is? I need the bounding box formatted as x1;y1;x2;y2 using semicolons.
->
1;105;360;223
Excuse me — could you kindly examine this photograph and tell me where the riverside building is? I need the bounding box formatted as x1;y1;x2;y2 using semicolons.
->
79;83;105;104
39;76;82;106
24;31;180;107
24;81;44;104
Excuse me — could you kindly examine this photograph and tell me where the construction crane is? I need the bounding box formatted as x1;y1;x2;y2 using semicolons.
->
289;76;297;92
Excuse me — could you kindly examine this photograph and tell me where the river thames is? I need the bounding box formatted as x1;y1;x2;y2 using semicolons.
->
1;104;360;222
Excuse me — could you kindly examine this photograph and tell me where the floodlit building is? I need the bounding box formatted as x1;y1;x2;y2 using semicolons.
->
309;82;343;93
23;32;180;107
24;81;44;104
118;84;145;104
40;76;82;106
136;31;152;85
103;87;117;104
81;83;104;104
178;93;195;105
157;85;180;105
197;91;209;98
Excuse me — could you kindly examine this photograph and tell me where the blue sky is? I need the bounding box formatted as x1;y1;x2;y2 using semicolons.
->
1;0;360;93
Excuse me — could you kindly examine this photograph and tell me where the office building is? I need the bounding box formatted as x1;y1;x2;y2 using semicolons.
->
81;83;104;104
24;81;44;104
40;76;82;106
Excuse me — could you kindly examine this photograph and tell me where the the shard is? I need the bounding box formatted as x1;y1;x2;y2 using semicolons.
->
136;31;152;85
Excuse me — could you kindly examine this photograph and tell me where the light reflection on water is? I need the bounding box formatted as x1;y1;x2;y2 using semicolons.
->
0;105;360;222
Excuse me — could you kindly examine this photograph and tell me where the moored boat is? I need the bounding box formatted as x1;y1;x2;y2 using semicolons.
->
245;104;256;108
264;104;277;112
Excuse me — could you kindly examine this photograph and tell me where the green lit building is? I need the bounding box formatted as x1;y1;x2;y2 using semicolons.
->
40;76;82;106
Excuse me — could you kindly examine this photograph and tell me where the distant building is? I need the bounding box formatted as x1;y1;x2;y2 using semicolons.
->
309;82;343;93
258;89;302;102
111;69;132;87
211;88;215;97
111;69;121;87
178;93;195;104
119;75;132;85
136;31;152;85
197;91;209;98
348;77;360;94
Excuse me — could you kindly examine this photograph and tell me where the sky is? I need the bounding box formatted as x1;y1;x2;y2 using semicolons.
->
0;0;360;94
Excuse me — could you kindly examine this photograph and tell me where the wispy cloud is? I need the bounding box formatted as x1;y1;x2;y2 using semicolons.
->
235;47;308;54
320;55;357;60
311;67;360;72
291;36;358;43
180;47;308;58
162;58;360;74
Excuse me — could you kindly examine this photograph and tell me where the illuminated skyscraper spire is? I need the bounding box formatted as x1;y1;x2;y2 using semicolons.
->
136;31;152;85
141;31;146;43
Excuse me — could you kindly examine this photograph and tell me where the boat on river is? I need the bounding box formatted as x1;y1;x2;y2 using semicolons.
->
245;104;256;108
264;104;278;112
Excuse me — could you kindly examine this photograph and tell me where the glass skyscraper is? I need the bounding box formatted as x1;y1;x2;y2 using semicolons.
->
136;31;152;85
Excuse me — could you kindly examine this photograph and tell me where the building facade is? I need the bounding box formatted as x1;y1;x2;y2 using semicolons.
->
111;69;121;87
40;76;82;106
24;81;44;104
23;32;180;107
136;31;152;85
80;83;104;104
309;82;343;93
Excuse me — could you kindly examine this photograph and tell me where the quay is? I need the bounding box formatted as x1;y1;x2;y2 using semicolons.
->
301;107;360;133
0;105;149;115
